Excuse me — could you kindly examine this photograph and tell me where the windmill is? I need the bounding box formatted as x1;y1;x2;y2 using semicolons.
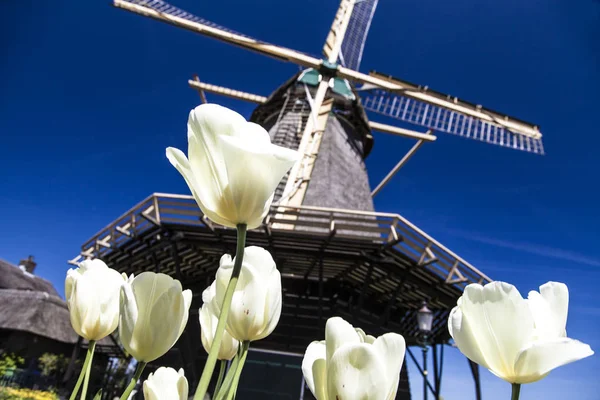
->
73;1;544;398
115;0;543;211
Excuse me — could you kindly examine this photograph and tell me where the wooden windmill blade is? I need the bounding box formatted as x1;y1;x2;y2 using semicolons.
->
357;71;545;154
114;0;323;69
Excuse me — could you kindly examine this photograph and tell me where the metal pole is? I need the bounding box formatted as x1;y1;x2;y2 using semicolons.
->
423;345;428;400
432;344;440;398
468;359;482;400
299;375;306;400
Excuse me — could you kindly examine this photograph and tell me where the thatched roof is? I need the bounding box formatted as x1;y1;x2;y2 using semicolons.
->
0;258;59;296
0;258;75;343
0;259;121;352
0;288;77;344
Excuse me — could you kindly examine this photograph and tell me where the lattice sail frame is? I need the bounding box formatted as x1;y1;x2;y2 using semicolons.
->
338;0;379;71
361;89;545;154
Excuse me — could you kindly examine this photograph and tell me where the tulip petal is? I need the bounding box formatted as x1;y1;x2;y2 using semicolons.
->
260;271;282;341
199;304;214;354
187;103;246;188
302;341;326;398
177;289;193;338
457;282;534;378
327;343;388;400
226;268;269;341
199;290;239;360
218;134;299;229
513;338;594;384
325;317;361;365
216;247;281;341
540;282;568;336
448;305;489;369
65;269;78;301
75;274;102;339
166;146;234;228
141;286;185;362
242;247;277;277
186;105;247;226
312;358;328;400
177;371;189;400
119;281;138;353
143;367;188;400
129;274;184;361
143;379;158;400
372;333;406;399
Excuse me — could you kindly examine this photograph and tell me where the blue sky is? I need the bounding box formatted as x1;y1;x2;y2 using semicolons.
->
1;0;598;399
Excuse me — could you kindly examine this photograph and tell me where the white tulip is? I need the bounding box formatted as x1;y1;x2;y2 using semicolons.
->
65;259;125;341
143;367;188;400
449;281;594;384
212;246;281;342
166;103;300;230
302;317;406;400
119;272;192;363
200;282;240;360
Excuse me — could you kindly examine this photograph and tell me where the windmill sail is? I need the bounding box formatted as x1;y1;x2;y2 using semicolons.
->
114;0;321;67
360;72;544;154
324;0;379;71
339;0;379;71
118;0;251;37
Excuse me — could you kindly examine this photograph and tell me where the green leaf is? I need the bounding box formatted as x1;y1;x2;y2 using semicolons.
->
92;389;103;400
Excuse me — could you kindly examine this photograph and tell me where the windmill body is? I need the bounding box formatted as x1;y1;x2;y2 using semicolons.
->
71;1;545;398
251;70;375;211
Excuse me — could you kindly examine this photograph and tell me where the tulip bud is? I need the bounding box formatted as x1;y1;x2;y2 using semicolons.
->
302;317;406;400
119;272;192;363
166;103;300;230
212;246;281;342
65;259;125;341
199;282;239;360
143;367;188;400
449;281;594;384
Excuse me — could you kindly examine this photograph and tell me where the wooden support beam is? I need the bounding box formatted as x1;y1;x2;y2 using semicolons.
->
371;136;430;197
192;75;208;104
369;121;437;142
189;79;267;104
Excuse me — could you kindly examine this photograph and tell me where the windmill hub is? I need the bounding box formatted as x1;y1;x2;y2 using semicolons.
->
318;59;339;77
298;68;356;101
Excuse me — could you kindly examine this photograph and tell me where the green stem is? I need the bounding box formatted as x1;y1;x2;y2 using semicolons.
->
119;361;146;400
194;224;247;400
215;357;240;400
214;360;227;396
225;341;250;400
79;341;96;400
69;340;95;400
511;383;521;400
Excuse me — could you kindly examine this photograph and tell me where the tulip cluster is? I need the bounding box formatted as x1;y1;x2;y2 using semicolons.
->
62;103;594;400
65;261;192;400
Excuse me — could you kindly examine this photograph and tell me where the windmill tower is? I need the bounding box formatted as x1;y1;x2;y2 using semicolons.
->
74;1;545;398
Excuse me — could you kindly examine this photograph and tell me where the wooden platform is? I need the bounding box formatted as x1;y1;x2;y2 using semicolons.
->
71;193;491;350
